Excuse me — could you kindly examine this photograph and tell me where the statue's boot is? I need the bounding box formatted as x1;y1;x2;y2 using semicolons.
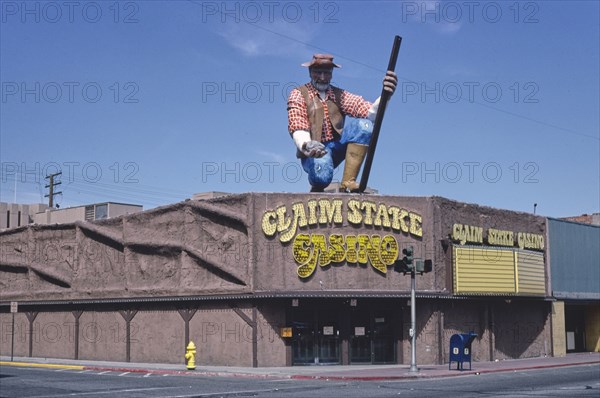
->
339;143;368;192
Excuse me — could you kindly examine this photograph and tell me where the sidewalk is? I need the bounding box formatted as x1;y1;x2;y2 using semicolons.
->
1;352;599;381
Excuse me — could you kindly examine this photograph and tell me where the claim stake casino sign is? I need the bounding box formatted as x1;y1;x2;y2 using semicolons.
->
261;198;423;278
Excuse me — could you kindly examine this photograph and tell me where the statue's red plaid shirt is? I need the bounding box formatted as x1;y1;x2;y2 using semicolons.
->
288;83;372;142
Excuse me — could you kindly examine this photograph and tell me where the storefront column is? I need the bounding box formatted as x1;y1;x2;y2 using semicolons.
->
178;308;197;363
72;311;82;360
551;301;566;356
394;303;403;364
119;310;138;363
437;305;444;365
488;304;495;361
25;311;38;358
341;307;350;365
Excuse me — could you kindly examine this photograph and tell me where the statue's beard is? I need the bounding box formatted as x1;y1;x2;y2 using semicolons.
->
311;80;330;92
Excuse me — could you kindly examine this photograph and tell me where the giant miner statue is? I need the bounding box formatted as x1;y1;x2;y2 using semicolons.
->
287;54;397;192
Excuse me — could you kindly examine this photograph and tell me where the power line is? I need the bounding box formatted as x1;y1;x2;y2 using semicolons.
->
186;0;599;141
2;174;191;207
44;172;62;208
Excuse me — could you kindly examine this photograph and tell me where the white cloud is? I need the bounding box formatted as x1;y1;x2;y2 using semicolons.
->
216;19;319;58
405;0;463;35
255;150;287;164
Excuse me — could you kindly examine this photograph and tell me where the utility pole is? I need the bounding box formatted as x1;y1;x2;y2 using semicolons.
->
394;246;432;374
44;172;62;208
409;267;418;373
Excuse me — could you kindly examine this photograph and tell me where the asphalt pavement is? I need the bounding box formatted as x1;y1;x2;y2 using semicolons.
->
1;352;598;381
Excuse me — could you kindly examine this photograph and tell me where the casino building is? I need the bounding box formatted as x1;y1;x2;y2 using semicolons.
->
0;193;565;366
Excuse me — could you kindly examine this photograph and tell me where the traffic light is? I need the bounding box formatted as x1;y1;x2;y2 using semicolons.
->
393;258;410;273
394;246;433;274
415;259;433;273
403;246;414;267
394;246;414;274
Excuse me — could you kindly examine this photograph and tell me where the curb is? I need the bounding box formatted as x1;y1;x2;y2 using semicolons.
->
2;359;599;381
0;361;84;370
289;360;600;381
82;365;288;379
0;361;287;380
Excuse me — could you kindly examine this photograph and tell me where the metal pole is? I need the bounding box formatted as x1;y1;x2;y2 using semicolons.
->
409;268;418;372
11;312;15;362
358;35;402;193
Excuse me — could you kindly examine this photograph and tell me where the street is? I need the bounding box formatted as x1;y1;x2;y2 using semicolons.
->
0;364;598;397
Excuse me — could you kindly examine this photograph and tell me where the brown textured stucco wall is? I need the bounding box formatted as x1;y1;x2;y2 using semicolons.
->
252;193;436;293
78;312;127;362
31;312;75;359
0;194;554;366
189;304;253;367
131;311;182;364
0;196;253;302
1;194;546;302
493;300;550;359
256;302;287;367
0;313;28;357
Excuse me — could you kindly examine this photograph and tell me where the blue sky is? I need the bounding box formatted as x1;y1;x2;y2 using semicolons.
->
1;0;598;218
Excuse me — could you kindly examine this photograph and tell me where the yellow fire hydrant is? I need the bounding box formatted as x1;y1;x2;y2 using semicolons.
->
185;341;196;370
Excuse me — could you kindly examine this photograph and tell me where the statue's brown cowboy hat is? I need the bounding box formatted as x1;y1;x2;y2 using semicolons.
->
301;54;341;68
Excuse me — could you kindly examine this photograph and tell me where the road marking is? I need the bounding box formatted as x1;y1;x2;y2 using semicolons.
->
97;371;111;375
143;373;152;377
118;372;130;376
31;387;186;397
162;383;348;398
0;361;84;370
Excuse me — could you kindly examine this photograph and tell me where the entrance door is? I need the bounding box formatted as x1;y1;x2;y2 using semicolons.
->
350;309;395;364
372;312;395;363
317;309;340;364
565;306;586;352
291;310;314;365
291;308;340;365
350;310;371;363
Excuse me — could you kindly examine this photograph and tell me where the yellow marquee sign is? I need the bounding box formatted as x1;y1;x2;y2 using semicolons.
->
451;223;544;250
261;199;423;278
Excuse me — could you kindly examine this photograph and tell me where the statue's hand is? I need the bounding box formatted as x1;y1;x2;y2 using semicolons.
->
302;141;327;158
383;71;397;95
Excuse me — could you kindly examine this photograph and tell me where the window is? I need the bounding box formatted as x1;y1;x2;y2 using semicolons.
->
85;206;94;221
94;204;108;220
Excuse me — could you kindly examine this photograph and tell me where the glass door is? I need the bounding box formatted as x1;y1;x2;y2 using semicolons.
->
350;310;371;363
291;310;315;365
372;312;395;364
317;309;340;364
291;308;341;365
350;309;395;364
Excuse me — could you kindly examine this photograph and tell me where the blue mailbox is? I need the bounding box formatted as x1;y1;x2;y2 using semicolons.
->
449;332;477;370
